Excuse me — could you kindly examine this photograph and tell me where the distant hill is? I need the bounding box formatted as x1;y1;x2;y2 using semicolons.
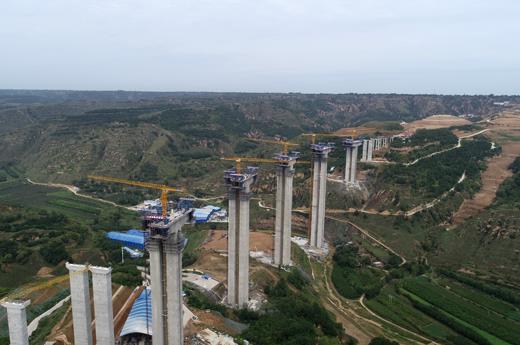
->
0;90;515;184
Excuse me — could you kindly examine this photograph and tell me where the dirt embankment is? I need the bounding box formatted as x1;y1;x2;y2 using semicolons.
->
452;110;520;226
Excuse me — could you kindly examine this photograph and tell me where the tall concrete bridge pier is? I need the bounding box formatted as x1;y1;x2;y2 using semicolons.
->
309;142;334;248
343;139;363;184
147;210;193;345
90;266;115;345
273;152;299;266
66;263;93;345
1;300;30;345
367;139;374;161
224;166;258;308
361;139;369;162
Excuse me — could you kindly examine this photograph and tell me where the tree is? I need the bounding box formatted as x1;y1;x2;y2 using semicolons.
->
369;337;399;345
39;241;70;265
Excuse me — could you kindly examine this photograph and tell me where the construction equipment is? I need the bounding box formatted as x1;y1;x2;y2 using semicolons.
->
247;138;300;154
221;156;309;173
88;175;184;217
303;127;375;144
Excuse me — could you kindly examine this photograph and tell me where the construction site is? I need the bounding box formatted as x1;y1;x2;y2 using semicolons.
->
0;129;396;345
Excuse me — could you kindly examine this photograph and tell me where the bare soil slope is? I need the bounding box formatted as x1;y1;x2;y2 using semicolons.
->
404;114;471;132
452;109;520;225
202;230;274;253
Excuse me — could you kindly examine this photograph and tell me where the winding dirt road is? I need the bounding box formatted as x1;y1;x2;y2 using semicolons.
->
26;178;132;209
403;129;489;167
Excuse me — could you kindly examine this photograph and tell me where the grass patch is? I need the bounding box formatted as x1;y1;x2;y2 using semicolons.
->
28;301;69;345
291;243;312;277
184;228;208;254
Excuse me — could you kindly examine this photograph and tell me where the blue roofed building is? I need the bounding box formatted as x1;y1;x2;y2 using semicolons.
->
106;229;146;250
193;205;221;223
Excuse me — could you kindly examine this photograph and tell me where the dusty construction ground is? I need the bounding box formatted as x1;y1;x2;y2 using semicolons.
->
404;114;471;132
452;109;520;226
48;285;132;344
202;230;274;253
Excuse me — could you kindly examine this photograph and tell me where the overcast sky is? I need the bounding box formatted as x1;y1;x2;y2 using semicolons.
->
1;0;519;94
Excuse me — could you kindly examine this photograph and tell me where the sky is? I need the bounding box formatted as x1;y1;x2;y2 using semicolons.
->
0;0;519;94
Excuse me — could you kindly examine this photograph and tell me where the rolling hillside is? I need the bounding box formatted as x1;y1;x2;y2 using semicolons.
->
0;90;512;185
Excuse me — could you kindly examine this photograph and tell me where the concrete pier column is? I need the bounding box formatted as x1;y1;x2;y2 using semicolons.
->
227;192;238;306
310;144;333;249
310;157;322;247
350;145;359;182
281;166;294;265
164;235;185;345
238;191;251;306
225;168;256;309
361;139;368;161
344;147;352;183
316;155;328;247
66;262;93;345
274;168;284;265
274;163;295;266
367;139;374;161
147;240;165;345
343;139;362;184
90;266;114;345
1;300;30;345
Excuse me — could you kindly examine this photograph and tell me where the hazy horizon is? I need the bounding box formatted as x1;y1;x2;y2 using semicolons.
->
1;0;519;94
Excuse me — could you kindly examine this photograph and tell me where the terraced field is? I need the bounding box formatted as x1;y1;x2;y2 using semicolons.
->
362;272;520;345
437;278;520;322
365;285;462;342
400;276;520;345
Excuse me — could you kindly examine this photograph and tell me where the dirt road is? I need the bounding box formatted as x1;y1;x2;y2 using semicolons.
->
326;216;406;266
403;128;489;167
26;178;133;210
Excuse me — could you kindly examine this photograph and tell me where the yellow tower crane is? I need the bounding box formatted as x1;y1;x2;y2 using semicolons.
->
246;138;300;155
88;175;184;217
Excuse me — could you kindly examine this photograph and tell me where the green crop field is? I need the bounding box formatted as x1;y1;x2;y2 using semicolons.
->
0;179;138;226
401;276;520;345
401;288;510;345
438;277;520;322
365;284;461;341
